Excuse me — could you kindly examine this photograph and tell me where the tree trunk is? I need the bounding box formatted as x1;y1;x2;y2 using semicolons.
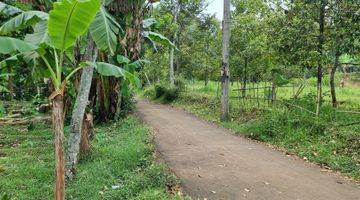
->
204;68;209;86
316;0;326;116
242;58;247;98
220;0;231;121
96;76;109;121
271;75;276;103
7;65;13;100
169;0;179;86
330;53;340;108
79;113;93;154
52;94;65;200
169;47;175;85
65;37;97;180
144;72;152;87
115;80;123;120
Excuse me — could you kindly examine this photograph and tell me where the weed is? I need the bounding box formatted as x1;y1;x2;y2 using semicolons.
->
0;117;179;199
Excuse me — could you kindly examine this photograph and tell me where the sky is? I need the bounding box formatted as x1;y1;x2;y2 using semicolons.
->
204;0;223;20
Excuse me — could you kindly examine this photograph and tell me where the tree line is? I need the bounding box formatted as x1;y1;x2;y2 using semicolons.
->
144;0;360;118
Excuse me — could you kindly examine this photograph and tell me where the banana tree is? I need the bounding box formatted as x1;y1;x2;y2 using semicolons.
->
66;4;125;178
0;73;12;95
0;1;142;179
93;3;175;121
0;0;138;199
0;2;22;16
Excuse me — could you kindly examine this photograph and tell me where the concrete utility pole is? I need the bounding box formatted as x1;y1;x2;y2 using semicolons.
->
220;0;231;120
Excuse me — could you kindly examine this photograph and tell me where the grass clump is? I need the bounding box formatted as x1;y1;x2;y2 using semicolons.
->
144;79;186;103
0;116;180;199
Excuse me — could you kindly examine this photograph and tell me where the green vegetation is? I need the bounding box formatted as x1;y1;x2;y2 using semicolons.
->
1;0;360;198
0;116;180;199
146;80;186;103
0;1;178;198
141;80;360;180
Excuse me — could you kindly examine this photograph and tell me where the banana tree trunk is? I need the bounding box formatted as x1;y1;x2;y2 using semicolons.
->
80;113;93;153
66;37;97;179
7;65;13;100
52;94;65;200
115;80;123;120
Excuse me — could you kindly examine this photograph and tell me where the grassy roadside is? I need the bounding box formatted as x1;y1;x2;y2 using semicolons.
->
141;81;360;181
0;116;181;199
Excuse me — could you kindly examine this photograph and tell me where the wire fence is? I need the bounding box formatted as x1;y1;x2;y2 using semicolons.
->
221;81;360;116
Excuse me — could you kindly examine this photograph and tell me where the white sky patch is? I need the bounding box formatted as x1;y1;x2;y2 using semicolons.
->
204;0;223;20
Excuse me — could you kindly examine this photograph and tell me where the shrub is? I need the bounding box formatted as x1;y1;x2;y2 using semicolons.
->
152;79;186;103
143;86;156;99
154;84;167;99
162;86;181;103
174;78;186;91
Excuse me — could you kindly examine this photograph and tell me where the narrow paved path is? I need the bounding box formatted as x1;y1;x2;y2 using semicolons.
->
136;100;360;200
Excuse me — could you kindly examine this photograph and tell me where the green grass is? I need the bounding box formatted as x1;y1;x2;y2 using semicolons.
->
141;79;360;181
183;75;360;109
0;116;181;199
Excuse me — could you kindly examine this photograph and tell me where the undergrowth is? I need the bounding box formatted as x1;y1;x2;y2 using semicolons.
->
0;116;181;199
143;79;186;104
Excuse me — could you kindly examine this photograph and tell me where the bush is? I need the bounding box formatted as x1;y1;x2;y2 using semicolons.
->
155;85;167;99
162;86;181;103
143;86;156;99
174;78;186;91
152;80;186;103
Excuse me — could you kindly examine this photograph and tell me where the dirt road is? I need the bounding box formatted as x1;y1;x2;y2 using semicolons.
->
136;100;360;200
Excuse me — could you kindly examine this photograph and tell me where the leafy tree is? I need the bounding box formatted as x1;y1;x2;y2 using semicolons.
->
191;14;221;85
231;0;271;96
327;0;360;107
